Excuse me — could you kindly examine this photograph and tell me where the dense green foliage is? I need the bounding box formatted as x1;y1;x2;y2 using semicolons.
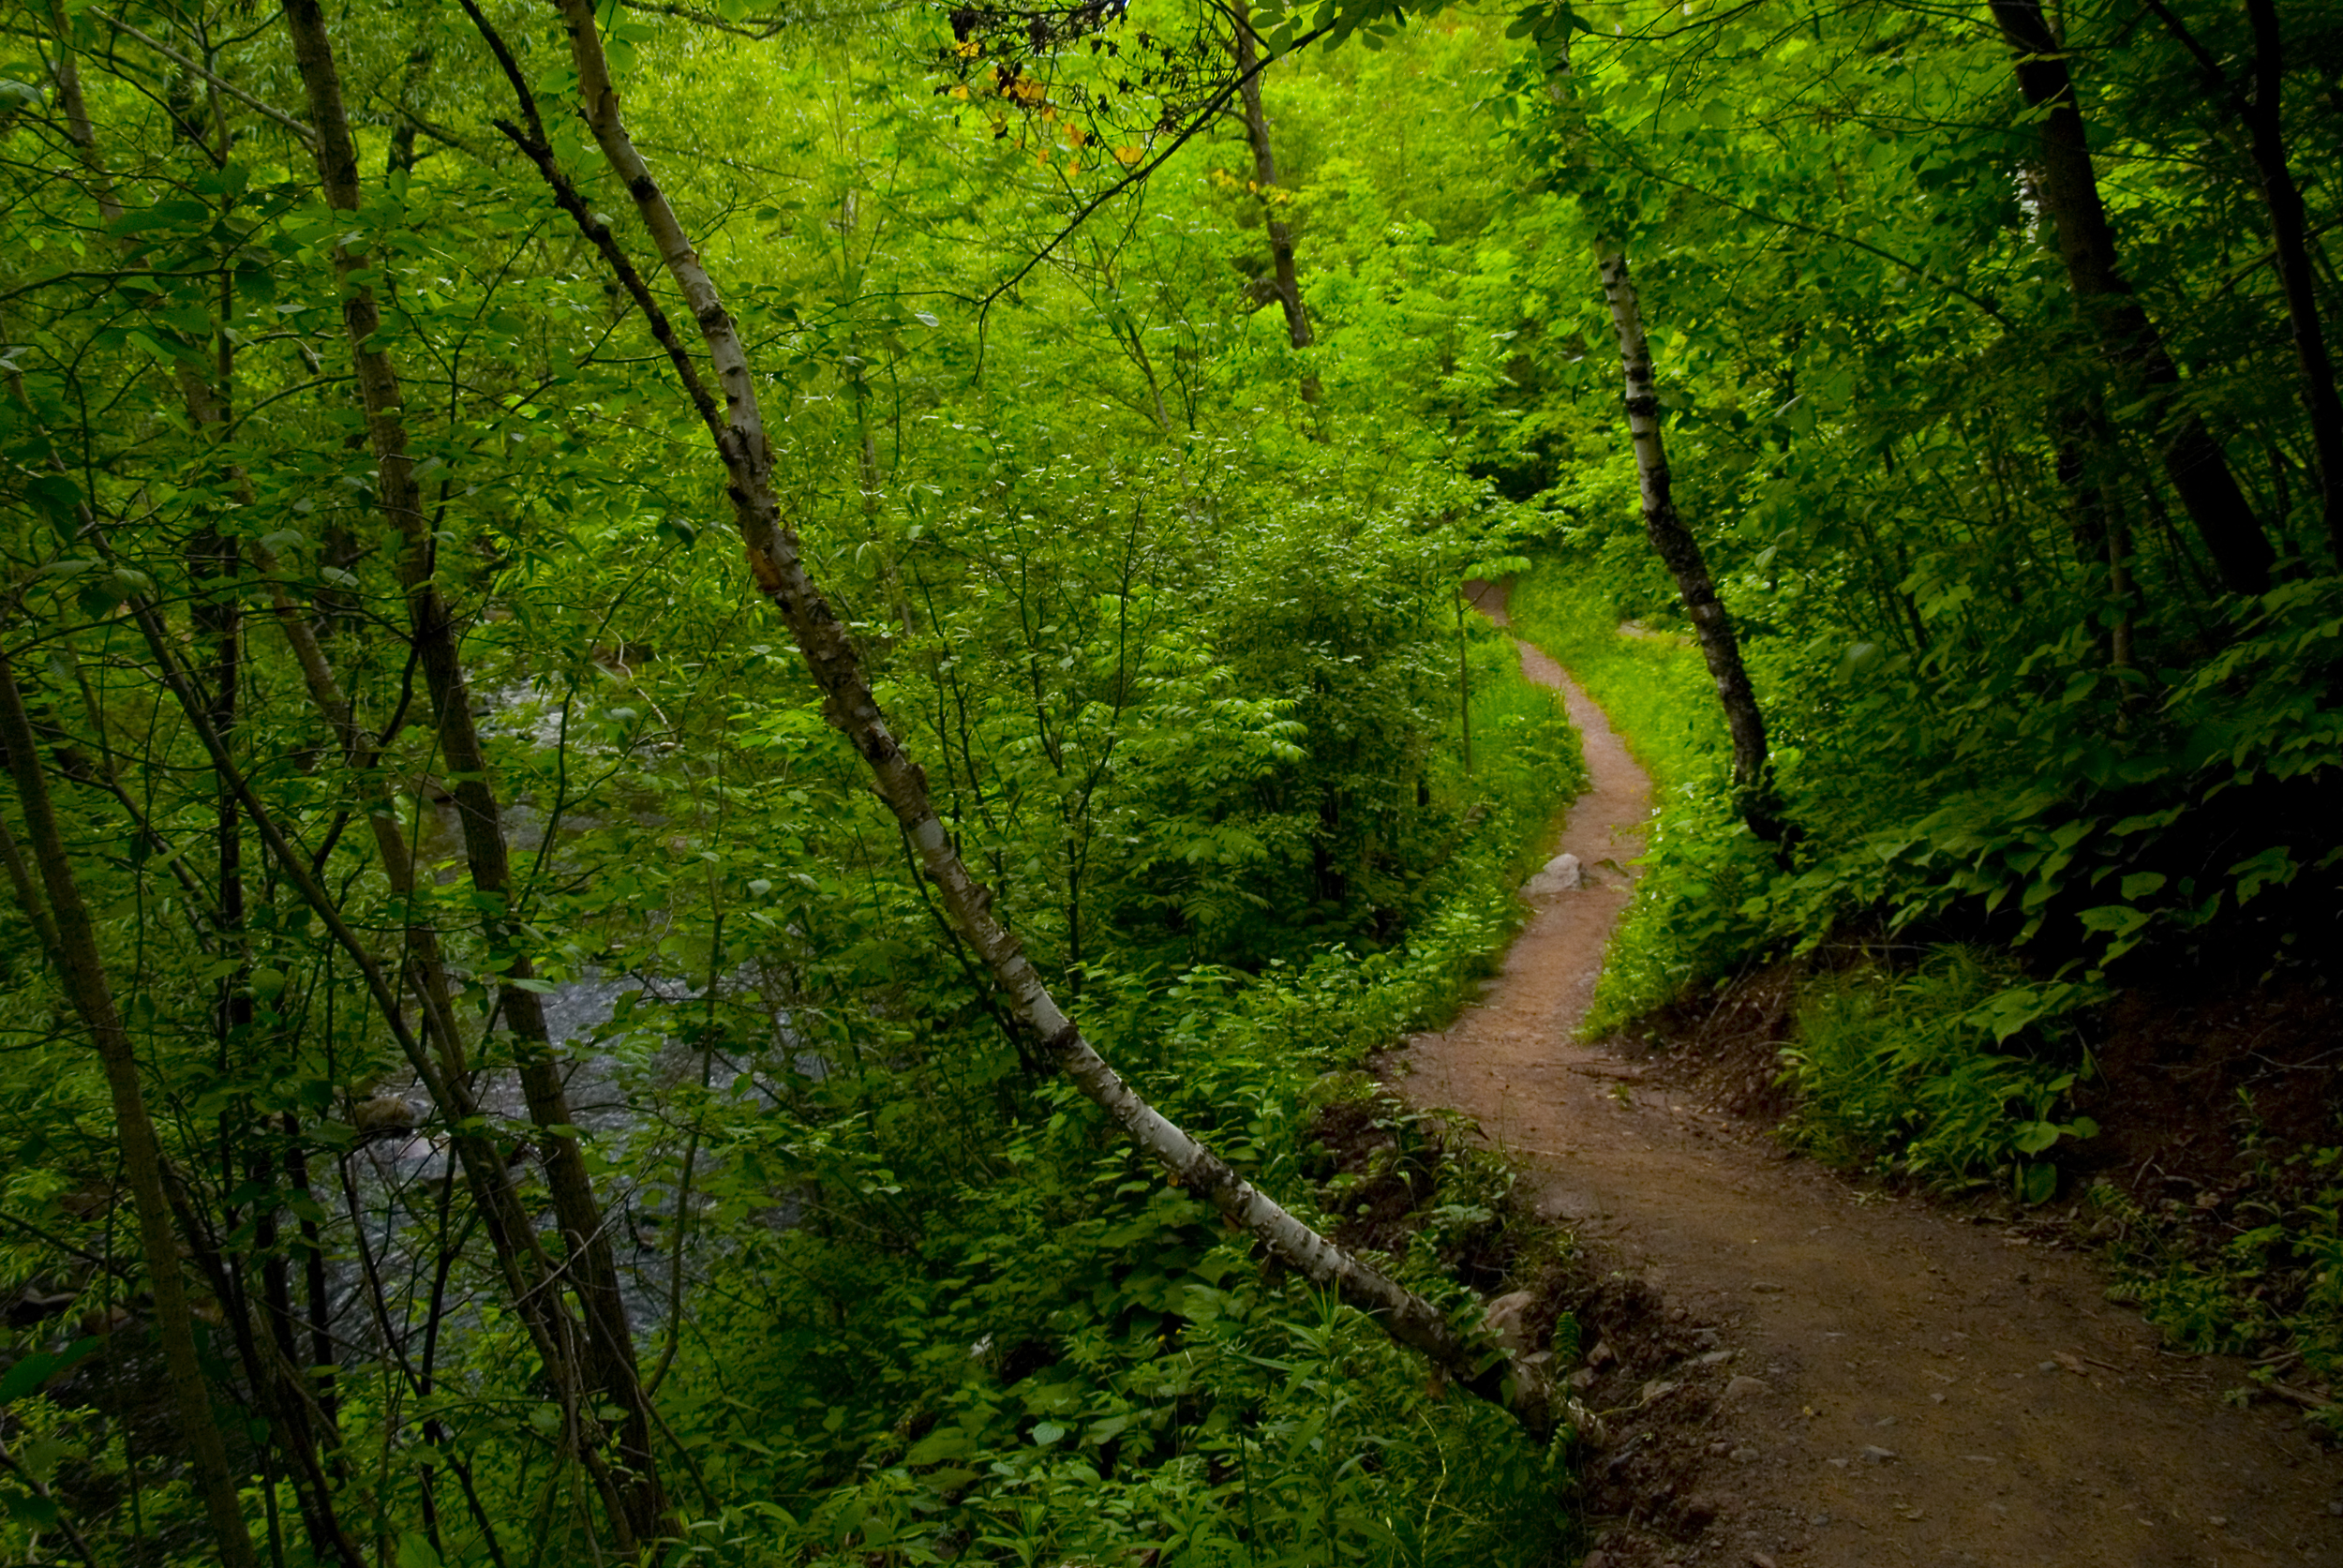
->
5;0;2343;1554
0;1;1614;1559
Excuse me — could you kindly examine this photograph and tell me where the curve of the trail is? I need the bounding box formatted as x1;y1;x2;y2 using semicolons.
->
1395;583;2343;1568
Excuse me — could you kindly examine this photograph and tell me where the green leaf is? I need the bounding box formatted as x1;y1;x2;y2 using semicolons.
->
0;1337;98;1406
905;1427;973;1464
2229;845;2296;906
26;473;82;535
2019;1162;2057;1206
395;1532;445;1568
2011;1121;2061;1155
2077;905;2149;937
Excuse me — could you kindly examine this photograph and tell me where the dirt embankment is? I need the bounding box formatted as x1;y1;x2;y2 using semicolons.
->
1387;586;2343;1567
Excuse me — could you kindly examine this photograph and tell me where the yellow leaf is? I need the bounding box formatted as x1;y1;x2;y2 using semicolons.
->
1113;146;1142;165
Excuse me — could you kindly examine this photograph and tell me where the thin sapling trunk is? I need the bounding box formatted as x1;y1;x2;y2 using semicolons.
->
1595;238;1784;842
1231;1;1317;404
0;650;261;1568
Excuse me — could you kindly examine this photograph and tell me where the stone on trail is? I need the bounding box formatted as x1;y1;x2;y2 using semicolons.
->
1724;1375;1771;1401
1482;1289;1539;1353
1524;852;1585;896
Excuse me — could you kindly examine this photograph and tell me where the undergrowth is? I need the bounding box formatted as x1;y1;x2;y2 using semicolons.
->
558;617;1589;1567
1776;948;2101;1203
2095;1110;2343;1435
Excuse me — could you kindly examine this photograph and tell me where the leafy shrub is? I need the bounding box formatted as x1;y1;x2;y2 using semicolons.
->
602;637;1588;1568
1777;948;2100;1202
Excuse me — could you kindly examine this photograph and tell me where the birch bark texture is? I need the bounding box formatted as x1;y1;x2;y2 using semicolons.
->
542;0;1563;1434
1594;239;1781;840
1988;0;2274;595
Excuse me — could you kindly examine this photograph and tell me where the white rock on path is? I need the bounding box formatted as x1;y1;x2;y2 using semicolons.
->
1524;852;1584;897
1481;1289;1539;1353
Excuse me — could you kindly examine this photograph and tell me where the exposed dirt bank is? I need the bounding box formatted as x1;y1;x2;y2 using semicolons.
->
1385;587;2343;1567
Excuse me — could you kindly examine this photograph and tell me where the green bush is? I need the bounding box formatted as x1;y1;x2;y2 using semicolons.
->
606;633;1589;1568
1777;949;2100;1202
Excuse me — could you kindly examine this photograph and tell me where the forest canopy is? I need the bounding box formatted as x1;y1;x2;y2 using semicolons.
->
0;0;2340;1559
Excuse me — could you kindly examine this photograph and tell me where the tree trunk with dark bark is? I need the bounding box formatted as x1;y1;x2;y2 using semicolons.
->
1231;2;1317;403
1990;0;2274;594
0;654;261;1568
276;0;669;1546
1594;238;1784;841
2240;0;2343;566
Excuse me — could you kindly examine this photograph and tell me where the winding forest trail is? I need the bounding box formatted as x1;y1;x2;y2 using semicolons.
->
1389;585;2343;1567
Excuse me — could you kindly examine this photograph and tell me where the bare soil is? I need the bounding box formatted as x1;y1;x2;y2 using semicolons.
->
1382;588;2343;1567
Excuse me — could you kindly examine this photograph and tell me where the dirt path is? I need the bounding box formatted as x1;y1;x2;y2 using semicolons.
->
1390;588;2343;1567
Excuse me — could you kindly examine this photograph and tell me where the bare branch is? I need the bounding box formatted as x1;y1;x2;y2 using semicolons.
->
93;10;318;146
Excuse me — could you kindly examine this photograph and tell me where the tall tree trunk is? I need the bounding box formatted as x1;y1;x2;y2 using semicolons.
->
276;0;669;1545
1231;2;1317;403
0;654;261;1568
2240;0;2343;566
1456;586;1474;775
1989;0;2275;594
537;0;1568;1436
1594;238;1784;841
0;815;60;961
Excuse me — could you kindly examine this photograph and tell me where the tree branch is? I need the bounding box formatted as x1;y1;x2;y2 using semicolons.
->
93;11;318;146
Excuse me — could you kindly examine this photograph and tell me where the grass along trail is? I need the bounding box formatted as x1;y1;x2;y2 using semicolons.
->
1390;583;2343;1568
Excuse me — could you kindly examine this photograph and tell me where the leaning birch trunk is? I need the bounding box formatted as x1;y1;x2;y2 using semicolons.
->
1594;238;1783;842
540;0;1562;1435
0;652;261;1568
1987;0;2274;596
276;1;670;1543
